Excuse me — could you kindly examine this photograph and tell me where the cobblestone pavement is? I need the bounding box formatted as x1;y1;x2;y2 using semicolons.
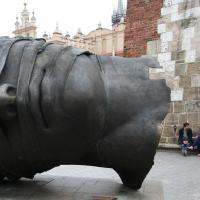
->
0;150;199;200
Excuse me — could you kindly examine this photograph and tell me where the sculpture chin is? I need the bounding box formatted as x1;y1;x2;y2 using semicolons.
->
0;37;170;189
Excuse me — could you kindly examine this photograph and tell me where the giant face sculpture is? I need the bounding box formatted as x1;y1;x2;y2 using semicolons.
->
0;37;170;189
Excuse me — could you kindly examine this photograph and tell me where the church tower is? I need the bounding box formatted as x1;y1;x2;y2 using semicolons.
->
112;0;126;28
13;2;37;38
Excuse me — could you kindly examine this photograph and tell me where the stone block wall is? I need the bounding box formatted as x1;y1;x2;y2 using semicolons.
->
124;0;163;57
147;0;200;143
125;0;200;143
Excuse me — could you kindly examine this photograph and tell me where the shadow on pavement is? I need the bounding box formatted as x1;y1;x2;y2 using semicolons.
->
0;175;164;200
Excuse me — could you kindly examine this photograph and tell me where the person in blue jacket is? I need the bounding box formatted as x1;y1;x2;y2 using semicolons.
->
192;131;200;156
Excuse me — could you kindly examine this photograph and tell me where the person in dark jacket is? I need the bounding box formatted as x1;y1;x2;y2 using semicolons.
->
191;130;200;156
178;122;193;145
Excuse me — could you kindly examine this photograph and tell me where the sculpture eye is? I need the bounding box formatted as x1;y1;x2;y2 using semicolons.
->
0;84;17;120
6;86;16;97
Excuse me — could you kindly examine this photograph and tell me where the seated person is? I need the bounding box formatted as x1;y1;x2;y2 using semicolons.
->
191;131;200;157
181;139;191;156
178;122;193;145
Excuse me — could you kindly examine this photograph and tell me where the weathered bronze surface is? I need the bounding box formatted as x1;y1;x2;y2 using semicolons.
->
0;37;170;189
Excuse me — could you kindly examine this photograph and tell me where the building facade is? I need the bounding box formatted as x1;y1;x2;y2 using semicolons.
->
44;21;125;56
13;1;126;56
13;2;37;38
125;0;200;144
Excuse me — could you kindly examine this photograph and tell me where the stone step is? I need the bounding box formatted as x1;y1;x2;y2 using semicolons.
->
158;143;180;150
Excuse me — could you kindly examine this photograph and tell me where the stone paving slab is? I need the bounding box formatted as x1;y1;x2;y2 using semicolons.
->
0;176;163;200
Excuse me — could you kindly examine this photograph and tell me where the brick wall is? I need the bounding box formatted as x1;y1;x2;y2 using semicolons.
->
124;0;200;144
124;0;163;57
148;0;200;143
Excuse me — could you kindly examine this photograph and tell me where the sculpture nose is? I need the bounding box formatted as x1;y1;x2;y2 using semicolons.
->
0;84;17;120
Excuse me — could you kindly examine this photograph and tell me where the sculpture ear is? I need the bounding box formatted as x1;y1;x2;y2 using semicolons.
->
0;84;17;120
141;55;161;68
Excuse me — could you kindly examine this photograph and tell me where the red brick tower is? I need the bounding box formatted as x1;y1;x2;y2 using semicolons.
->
124;0;163;57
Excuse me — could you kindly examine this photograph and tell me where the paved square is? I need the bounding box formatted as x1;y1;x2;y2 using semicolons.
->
0;150;199;200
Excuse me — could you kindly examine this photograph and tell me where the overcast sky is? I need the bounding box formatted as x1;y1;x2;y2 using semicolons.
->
0;0;127;37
